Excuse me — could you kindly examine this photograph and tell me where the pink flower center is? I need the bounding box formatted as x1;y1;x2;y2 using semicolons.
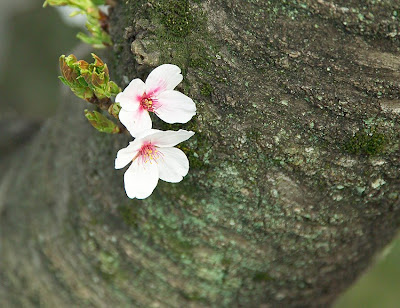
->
137;143;162;164
140;96;155;112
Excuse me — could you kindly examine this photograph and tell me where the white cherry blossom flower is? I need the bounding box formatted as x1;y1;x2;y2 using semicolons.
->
115;129;195;199
116;64;196;136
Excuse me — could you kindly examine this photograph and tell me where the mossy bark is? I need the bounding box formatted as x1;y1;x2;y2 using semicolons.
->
2;0;400;307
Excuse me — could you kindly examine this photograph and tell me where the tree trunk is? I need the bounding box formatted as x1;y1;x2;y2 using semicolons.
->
2;0;400;307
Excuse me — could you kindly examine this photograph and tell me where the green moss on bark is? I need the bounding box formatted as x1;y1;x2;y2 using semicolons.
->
200;83;213;96
344;131;387;156
153;0;196;38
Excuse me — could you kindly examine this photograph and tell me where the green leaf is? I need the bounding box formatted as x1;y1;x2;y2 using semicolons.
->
109;81;121;96
69;10;83;17
108;103;121;119
77;75;89;87
58;76;70;87
43;0;69;7
84;110;120;134
76;32;106;49
92;0;105;5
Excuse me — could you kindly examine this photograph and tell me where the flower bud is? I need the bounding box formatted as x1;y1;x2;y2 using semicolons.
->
58;53;120;105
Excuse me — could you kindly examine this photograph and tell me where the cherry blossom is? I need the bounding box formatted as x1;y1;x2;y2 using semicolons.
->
116;64;196;136
115;129;195;199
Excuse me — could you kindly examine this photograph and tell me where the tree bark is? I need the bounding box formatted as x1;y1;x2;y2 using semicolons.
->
2;0;400;307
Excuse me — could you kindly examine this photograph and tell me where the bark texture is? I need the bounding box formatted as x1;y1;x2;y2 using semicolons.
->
2;0;400;307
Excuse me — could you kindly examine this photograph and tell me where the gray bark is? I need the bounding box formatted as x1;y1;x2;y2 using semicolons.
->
2;0;400;307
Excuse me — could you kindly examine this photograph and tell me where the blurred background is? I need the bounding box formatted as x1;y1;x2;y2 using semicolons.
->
0;0;82;119
1;1;399;307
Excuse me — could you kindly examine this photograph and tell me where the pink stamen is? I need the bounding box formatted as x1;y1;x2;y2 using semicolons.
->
136;143;162;164
140;93;159;112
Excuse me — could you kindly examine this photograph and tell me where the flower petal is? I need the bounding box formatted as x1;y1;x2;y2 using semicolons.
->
115;141;142;169
155;90;196;124
145;64;183;96
115;78;145;112
157;147;189;183
123;159;159;199
119;108;152;137
135;129;161;140
145;129;195;147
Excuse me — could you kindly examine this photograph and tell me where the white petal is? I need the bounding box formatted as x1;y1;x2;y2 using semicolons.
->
157;147;189;183
115;78;145;112
145;64;183;96
115;141;142;169
135;129;162;140
119;108;152;137
124;159;159;199
155;90;196;124
145;129;195;147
